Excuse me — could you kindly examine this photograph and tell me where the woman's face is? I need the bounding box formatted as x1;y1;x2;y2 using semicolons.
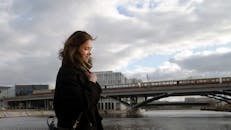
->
79;40;93;63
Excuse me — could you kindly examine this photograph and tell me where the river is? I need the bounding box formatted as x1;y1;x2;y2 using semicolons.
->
0;110;231;130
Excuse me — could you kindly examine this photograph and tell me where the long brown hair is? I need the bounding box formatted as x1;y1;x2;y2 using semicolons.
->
59;31;94;69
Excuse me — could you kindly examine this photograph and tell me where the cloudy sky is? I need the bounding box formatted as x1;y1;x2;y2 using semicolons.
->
1;0;231;87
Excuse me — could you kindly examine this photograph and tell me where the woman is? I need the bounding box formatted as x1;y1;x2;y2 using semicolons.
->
54;31;103;130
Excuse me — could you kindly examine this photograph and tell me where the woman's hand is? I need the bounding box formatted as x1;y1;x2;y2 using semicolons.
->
87;72;97;83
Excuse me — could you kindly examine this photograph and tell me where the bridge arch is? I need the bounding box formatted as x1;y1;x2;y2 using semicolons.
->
103;83;231;111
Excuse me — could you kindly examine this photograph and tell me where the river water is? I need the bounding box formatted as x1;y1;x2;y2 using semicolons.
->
0;110;231;130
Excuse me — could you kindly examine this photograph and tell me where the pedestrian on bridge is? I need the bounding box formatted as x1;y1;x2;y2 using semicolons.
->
54;31;103;130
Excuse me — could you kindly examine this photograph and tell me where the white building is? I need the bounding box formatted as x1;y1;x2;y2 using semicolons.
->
95;71;142;112
95;71;128;86
95;71;141;86
0;85;15;109
0;86;15;99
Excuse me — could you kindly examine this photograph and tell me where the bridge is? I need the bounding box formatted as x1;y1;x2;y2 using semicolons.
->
3;77;231;111
102;78;231;110
146;101;210;107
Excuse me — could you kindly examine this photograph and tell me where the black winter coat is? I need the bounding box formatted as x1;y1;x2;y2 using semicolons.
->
54;64;103;130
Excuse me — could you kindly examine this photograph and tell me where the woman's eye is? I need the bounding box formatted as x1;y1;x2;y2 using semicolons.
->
85;47;92;51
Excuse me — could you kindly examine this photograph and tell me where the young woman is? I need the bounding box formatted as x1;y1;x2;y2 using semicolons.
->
54;31;103;130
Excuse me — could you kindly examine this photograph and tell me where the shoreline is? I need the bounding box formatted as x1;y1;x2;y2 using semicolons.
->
0;109;55;118
1;109;230;118
0;109;128;118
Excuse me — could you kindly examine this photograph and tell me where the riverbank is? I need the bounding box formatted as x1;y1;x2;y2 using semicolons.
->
1;108;230;118
0;109;55;118
201;108;231;112
0;109;128;118
201;104;231;112
0;109;140;118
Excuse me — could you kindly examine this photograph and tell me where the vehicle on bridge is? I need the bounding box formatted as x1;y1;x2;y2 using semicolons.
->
103;77;231;89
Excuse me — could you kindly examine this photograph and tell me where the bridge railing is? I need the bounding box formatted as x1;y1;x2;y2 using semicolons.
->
103;76;231;90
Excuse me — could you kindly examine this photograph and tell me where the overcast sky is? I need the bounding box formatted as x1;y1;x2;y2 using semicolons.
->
1;0;231;87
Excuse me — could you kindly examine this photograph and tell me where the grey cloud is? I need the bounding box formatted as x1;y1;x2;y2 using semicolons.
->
0;0;79;85
127;51;231;81
9;0;80;33
1;0;231;85
0;53;60;85
171;52;231;73
128;0;231;44
88;0;231;77
87;16;154;45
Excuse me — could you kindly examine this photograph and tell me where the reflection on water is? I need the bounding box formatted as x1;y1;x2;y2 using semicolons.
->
0;110;231;130
104;110;231;130
0;116;47;130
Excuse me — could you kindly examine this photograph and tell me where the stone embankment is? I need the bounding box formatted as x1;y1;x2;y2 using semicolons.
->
0;109;139;118
0;109;55;118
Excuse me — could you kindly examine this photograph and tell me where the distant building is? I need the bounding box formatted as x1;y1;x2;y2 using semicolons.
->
95;71;142;111
185;97;219;104
127;78;143;84
0;85;15;108
15;84;49;96
95;71;128;86
95;71;141;86
0;86;15;99
185;97;217;103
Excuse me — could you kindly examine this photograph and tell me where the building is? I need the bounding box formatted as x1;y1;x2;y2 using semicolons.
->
0;86;15;99
95;71;141;87
0;85;15;108
98;97;127;112
95;71;128;86
15;84;49;96
95;71;142;112
185;97;218;103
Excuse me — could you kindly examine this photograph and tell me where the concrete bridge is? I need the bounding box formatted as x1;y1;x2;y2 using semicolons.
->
102;80;231;110
3;77;231;112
